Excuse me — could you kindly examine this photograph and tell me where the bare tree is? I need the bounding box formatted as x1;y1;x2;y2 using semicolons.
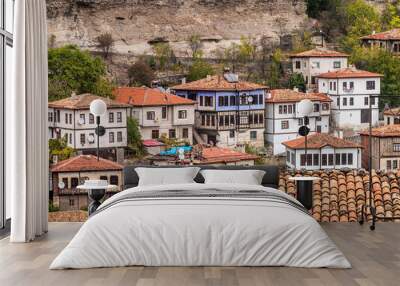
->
95;33;115;59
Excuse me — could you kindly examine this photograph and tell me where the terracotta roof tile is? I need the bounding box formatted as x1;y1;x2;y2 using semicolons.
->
383;107;400;116
282;133;362;149
171;75;267;91
266;89;332;103
290;48;349;58
48;93;130;110
359;124;400;137
317;67;382;79
198;147;259;164
113;87;195;106
361;29;400;40
142;139;165;147
51;155;123;172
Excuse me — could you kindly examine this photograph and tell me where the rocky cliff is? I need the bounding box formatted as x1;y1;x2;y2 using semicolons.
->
46;0;308;57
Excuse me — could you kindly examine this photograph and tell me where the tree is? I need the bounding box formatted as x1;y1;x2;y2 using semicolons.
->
49;137;75;164
267;49;284;89
188;34;203;58
152;43;175;70
95;33;115;59
306;0;330;18
127;117;145;156
291;31;313;53
187;56;215;82
381;1;400;30
288;73;306;92
128;61;156;87
48;45;113;101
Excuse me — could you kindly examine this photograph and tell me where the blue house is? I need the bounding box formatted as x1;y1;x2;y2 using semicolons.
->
171;74;267;148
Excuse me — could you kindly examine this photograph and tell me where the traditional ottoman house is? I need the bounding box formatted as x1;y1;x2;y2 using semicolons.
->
360;125;400;171
317;67;382;131
290;47;349;90
283;133;362;170
171;73;267;148
114;87;195;144
360;29;400;55
50;155;123;211
48;93;130;162
265;89;332;155
383;107;400;125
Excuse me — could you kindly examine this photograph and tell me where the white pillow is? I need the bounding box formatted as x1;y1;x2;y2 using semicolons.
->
135;167;201;186
200;169;266;185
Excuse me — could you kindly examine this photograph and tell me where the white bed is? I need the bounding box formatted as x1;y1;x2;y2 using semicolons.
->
50;183;351;269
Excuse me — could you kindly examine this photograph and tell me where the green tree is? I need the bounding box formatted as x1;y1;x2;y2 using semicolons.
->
306;0;330;18
48;45;113;100
127;117;145;156
381;2;400;29
188;34;203;58
187;56;215;82
95;33;115;59
288;73;306;92
267;49;284;89
152;43;175;70
128;61;156;87
49;137;75;164
292;31;313;53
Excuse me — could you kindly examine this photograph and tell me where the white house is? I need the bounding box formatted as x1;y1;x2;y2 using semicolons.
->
317;67;382;131
48;93;130;161
384;107;400;125
361;29;400;55
290;47;349;90
283;133;362;170
114;87;196;144
265;89;332;155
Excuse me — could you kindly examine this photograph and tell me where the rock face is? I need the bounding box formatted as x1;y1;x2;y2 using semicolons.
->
46;0;307;57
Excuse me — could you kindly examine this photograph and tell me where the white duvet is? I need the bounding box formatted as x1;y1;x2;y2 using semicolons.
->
50;183;351;269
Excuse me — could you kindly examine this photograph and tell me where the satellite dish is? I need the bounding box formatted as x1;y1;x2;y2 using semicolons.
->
247;95;254;104
88;134;95;143
298;99;313;116
58;181;65;189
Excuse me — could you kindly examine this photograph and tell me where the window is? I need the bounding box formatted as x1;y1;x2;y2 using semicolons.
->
250;131;257;141
279;105;283;114
314;104;320;112
350;82;354;89
219;116;224;126
313;154;319;166
69;133;73;144
200;96;204;106
224;115;230;126
337;97;340;107
393;143;400;152
69;114;72;124
230;115;235;125
291;152;295;165
71;177;79;189
343;82;347;89
300;154;306;166
328;154;334;165
109;132;115;143
147;111;155;120
348;153;353;165
178;110;187;119
69;199;75;207
169;129;176;138
312;61;320;68
230;96;236;106
80;134;85;145
218;96;224;106
371;97;376;105
366;80;375;90
201;115;206;126
333;82;337;91
364;97;369;106
322;154;327;166
330;82;333;90
65;113;68;124
387;160;392;170
151;130;159;139
204;96;213;107
110;176;119;186
336;153;341;165
288;105;292;114
307;154;312;166
229;130;235;138
281;120;289;129
341;153;347;165
316;116;321;122
361;109;370;123
343;98;347;106
109;112;114;123
322;103;329;110
48;112;53;122
394;160;398;170
89;114;94;124
283;105;287;114
117;112;122;122
387;117;391;125
100;175;108;182
182;128;189;139
286;151;290;163
207;115;211;126
117;131;122;142
80;114;85;124
349;97;354;106
224;96;229;106
295;61;301;69
62;178;69;189
259;94;263;104
298;118;303;126
333;61;341;68
162;106;167;119
316;125;322;133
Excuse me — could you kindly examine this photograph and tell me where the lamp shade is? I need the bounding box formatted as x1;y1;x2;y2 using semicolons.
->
90;99;107;116
298;99;313;116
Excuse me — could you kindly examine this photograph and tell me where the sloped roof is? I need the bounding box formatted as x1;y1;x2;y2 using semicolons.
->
113;87;195;106
360;124;400;138
48;94;130;110
51;155;123;172
383;107;400;116
198;147;259;164
142;139;165;147
360;29;400;40
290;48;349;58
283;133;361;149
266;89;332;103
171;75;267;91
317;67;382;79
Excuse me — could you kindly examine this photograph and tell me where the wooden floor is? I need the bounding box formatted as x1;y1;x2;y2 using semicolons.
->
0;223;399;286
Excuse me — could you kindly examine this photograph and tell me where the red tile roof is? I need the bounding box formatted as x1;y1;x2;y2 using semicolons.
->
142;139;165;147
361;29;400;40
171;75;267;91
113;87;195;106
317;67;382;79
360;124;400;138
198;147;259;164
51;155;123;172
383;107;400;116
266;89;332;103
282;133;361;149
48;94;130;110
290;48;349;58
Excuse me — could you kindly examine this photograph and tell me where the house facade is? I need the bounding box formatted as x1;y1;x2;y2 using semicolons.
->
283;133;362;170
114;87;196;144
317;67;382;131
360;29;400;55
48;93;130;162
383;107;400;125
171;74;267;148
360;125;400;171
290;48;349;90
50;155;124;211
265;89;332;155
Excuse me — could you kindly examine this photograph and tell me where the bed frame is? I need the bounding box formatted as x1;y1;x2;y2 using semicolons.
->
123;165;280;190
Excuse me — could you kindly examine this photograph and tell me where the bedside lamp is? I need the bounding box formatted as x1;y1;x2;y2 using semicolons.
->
90;99;107;161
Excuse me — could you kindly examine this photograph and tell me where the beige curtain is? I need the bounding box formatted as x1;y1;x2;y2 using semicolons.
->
8;0;48;242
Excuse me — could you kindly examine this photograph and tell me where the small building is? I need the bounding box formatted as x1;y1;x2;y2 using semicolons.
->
283;133;362;170
290;47;349;90
265;89;332;155
142;139;166;155
360;125;400;171
360;29;400;55
383;107;400;125
317;67;382;131
193;146;259;166
114;87;196;145
48;93;130;162
50;155;124;211
171;73;267;148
